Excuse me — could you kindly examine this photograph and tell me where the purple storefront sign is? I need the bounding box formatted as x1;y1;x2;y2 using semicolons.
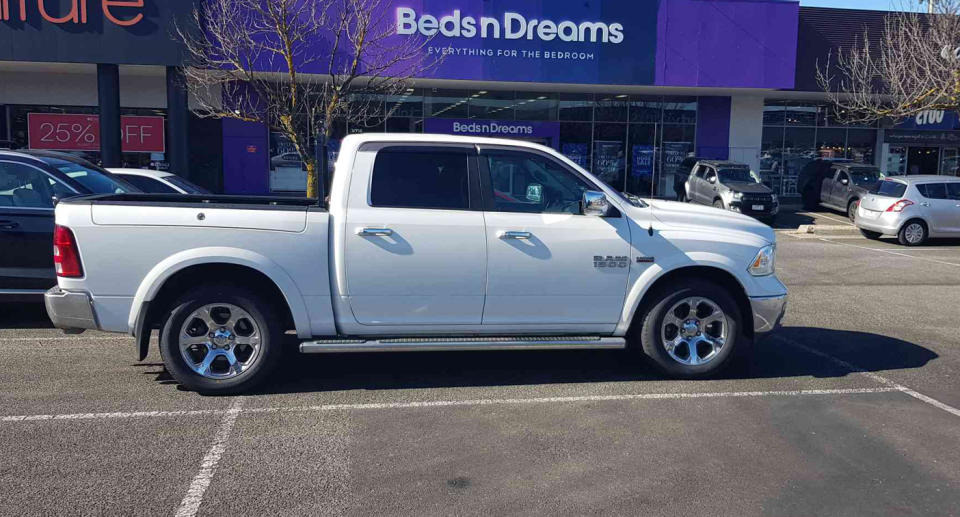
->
423;118;560;148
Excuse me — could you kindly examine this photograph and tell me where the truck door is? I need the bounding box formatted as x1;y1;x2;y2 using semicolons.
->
478;148;631;326
342;145;487;325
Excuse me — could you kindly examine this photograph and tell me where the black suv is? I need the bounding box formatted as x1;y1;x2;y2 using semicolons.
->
0;150;136;301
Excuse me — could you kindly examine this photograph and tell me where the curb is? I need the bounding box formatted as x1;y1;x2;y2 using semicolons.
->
794;224;857;234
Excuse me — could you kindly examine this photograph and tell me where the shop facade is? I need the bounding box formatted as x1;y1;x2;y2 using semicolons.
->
3;1;957;198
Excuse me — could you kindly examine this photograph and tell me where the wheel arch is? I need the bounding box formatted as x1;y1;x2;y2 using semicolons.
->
129;248;311;359
620;265;754;341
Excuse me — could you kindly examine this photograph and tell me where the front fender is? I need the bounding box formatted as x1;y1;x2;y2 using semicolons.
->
127;246;312;338
615;252;746;336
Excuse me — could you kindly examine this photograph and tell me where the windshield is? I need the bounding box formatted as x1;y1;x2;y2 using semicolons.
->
848;168;881;187
718;168;757;183
870;180;907;198
39;157;134;194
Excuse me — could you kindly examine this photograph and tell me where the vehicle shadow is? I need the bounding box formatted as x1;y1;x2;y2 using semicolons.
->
0;302;52;329
771;209;815;230
247;326;937;395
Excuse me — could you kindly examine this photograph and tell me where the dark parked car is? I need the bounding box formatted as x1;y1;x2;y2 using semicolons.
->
797;158;853;210
817;163;882;222
684;160;779;224
0;150;136;301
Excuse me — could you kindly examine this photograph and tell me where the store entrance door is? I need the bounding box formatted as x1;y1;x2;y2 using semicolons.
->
907;147;940;175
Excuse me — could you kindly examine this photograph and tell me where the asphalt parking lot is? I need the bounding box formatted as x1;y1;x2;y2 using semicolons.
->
2;222;960;516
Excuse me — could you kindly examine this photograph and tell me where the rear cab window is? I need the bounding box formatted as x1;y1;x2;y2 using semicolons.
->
370;147;471;210
871;180;907;198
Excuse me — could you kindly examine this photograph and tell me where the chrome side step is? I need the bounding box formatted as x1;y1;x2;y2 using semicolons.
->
299;336;626;353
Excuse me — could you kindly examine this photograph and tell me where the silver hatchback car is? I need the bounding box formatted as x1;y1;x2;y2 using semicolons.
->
856;175;960;245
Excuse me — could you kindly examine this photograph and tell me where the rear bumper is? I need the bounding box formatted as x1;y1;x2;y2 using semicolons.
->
856;208;902;235
750;293;787;337
44;287;99;332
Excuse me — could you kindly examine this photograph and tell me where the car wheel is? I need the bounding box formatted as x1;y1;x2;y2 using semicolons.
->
713;199;724;210
847;199;859;223
859;229;882;240
159;284;283;395
898;220;928;246
636;280;742;378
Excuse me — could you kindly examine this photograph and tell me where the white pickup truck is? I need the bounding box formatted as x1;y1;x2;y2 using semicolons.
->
45;134;786;394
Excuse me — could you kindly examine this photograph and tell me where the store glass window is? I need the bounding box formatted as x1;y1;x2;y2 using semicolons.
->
384;89;423;119
515;92;557;121
846;129;876;164
425;89;471;118
662;97;697;124
763;101;786;126
661;124;696;198
760;127;784;190
559;123;592;171
558;93;594;121
628;96;662;124
627;124;656;196
595;95;630;122
385;118;419;133
816;127;846;159
782;127;816;196
592;123;627;190
940;148;960;176
785;102;820;126
469;90;515;120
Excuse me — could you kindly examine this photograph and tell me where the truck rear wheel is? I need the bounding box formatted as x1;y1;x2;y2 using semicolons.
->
636;280;742;378
159;284;283;395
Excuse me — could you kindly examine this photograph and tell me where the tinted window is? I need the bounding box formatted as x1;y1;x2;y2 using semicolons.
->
848;167;880;186
370;149;470;210
947;183;960;200
916;183;948;200
718;168;755;183
38;157;132;194
695;166;707;178
871;180;907;198
164;175;211;194
0;162;57;208
485;151;594;214
121;175;179;194
837;171;849;183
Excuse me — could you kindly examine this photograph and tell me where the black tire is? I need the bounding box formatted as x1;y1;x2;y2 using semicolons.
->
859;228;882;240
159;284;283;395
802;186;819;210
847;199;859;223
635;280;742;378
897;220;928;246
713;199;724;210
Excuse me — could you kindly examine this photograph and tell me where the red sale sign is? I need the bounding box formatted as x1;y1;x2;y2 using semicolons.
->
28;113;165;153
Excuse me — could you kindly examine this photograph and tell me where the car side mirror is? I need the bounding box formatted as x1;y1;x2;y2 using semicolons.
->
582;190;610;216
840;178;849;185
708;176;717;184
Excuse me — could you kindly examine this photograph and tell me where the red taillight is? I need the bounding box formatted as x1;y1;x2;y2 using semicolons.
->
53;225;83;278
885;199;914;212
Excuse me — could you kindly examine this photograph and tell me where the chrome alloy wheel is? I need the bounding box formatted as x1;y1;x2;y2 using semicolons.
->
660;297;727;366
178;303;262;379
903;223;925;244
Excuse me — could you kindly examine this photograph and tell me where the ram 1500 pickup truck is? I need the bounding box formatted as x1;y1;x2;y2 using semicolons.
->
45;134;787;394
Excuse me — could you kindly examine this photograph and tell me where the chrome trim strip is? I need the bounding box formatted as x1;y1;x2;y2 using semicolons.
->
299;336;626;353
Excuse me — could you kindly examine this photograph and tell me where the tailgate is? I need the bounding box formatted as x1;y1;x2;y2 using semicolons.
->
91;204;307;232
858;194;897;213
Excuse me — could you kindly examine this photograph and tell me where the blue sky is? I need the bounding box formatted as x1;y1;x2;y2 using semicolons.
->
799;0;924;11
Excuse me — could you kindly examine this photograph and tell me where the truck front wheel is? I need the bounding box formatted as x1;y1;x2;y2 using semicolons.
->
636;280;742;378
159;284;283;395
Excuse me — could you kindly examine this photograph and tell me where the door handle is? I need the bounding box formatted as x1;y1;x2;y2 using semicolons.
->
499;231;531;240
357;227;393;237
0;220;19;230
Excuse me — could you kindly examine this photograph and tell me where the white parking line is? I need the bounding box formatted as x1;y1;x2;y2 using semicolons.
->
774;335;960;418
817;238;960;267
174;398;243;517
0;388;903;423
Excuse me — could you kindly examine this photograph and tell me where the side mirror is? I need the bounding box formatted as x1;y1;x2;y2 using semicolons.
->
708;176;717;184
582;190;610;216
840;178;849;185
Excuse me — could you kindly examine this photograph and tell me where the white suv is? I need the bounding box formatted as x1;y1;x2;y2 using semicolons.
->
856;175;960;245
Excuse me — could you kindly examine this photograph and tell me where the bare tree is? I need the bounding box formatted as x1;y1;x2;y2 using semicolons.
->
817;0;960;125
178;0;437;198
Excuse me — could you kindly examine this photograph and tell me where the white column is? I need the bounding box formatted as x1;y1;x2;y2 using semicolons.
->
728;95;764;173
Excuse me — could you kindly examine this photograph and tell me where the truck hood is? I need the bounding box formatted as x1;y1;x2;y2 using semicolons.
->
721;181;774;194
643;199;775;246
